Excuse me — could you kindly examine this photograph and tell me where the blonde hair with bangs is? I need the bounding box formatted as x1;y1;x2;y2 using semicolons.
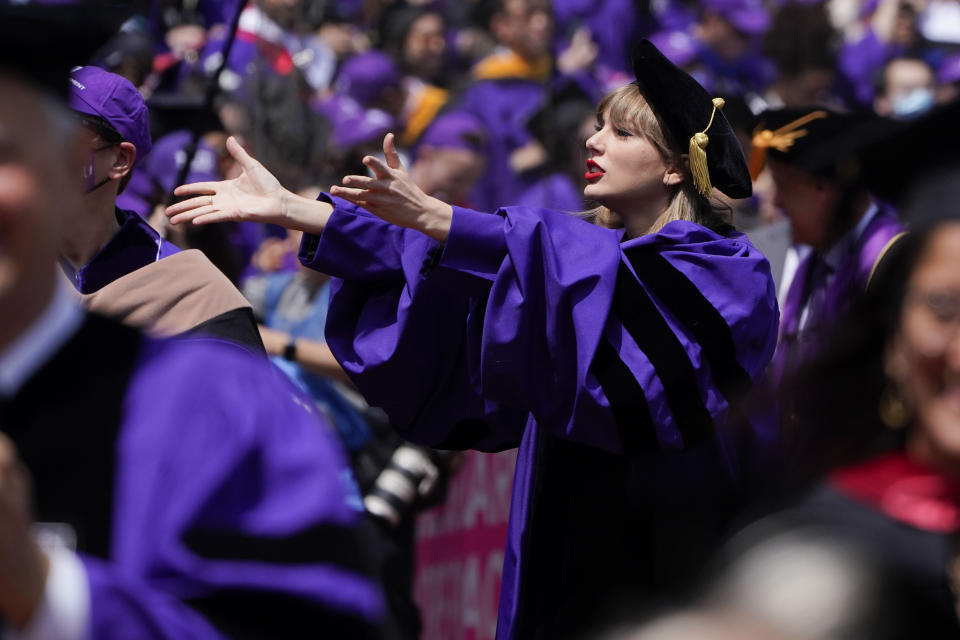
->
584;84;728;234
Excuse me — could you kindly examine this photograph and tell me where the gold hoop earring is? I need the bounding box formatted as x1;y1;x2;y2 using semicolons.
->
879;383;911;430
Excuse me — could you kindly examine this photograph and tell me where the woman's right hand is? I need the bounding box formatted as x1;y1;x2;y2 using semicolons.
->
165;136;289;226
165;137;331;235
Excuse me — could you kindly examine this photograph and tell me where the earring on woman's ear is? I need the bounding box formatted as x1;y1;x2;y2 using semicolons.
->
879;381;911;430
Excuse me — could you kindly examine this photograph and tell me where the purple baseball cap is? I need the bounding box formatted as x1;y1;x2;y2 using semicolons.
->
418;111;486;154
145;130;220;193
334;51;401;109
68;65;152;160
701;0;770;36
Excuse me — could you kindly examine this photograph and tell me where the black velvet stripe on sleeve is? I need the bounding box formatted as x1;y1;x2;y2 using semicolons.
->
184;589;383;640
182;522;371;574
591;334;660;452
625;248;752;400
300;233;321;263
609;261;714;448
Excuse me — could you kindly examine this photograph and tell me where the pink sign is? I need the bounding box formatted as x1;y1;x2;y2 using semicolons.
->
414;449;517;639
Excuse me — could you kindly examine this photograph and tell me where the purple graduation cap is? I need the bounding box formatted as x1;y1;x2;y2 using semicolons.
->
69;65;153;160
417;110;487;153
313;94;395;150
145;130;221;194
334;50;401;109
701;0;771;36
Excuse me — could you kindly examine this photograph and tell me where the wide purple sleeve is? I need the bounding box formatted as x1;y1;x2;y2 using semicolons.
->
84;341;384;639
312;201;778;456
433;206;780;454
300;197;528;451
298;193;409;283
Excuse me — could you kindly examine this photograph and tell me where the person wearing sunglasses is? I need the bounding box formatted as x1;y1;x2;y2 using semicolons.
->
62;65;262;350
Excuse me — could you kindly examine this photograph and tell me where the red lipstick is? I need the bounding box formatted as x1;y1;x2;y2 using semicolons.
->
585;158;604;181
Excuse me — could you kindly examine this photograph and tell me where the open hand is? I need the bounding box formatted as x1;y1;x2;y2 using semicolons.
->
166;136;291;228
330;133;452;242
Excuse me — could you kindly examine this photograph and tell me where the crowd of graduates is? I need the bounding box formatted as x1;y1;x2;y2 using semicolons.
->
97;0;960;241
4;0;960;639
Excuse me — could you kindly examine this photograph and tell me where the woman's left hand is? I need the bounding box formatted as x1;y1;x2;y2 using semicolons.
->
330;133;452;242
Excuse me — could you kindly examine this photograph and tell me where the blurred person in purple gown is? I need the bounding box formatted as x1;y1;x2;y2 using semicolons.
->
691;0;774;96
452;0;553;211
166;38;780;638
379;4;452;147
0;5;384;638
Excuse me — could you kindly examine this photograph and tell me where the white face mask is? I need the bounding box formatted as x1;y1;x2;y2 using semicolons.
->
891;87;935;119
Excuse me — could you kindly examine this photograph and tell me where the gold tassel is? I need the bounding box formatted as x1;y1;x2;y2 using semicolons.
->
690;132;711;197
748;110;829;180
688;97;725;198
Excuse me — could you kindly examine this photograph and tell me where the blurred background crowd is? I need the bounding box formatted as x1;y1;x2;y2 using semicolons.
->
99;0;960;263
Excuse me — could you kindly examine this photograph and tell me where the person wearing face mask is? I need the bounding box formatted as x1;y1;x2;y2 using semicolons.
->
61;65;262;350
874;56;938;119
165;39;780;639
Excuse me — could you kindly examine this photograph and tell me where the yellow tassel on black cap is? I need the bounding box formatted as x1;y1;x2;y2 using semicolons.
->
689;97;725;198
748;110;828;180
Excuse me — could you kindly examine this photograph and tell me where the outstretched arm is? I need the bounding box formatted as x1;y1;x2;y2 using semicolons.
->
165;136;333;236
330;133;454;242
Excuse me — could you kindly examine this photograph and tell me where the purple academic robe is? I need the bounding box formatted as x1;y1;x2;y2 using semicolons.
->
62;208;180;295
774;208;904;385
300;197;780;638
0;314;385;638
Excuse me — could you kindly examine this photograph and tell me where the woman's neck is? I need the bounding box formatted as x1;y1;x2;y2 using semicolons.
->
614;195;671;238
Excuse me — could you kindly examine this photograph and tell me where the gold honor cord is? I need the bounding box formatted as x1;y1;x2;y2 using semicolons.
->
748;110;829;180
689;97;726;198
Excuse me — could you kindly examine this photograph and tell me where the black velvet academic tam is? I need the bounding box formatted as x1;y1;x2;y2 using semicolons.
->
631;39;753;199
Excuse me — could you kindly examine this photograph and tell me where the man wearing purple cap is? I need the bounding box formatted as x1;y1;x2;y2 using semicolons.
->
62;65;263;350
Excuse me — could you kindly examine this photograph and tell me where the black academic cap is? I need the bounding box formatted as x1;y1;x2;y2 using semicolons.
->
0;2;130;99
631;38;753;199
749;107;904;188
860;97;960;207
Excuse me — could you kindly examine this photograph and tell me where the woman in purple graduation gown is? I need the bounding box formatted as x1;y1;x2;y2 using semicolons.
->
168;40;779;640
